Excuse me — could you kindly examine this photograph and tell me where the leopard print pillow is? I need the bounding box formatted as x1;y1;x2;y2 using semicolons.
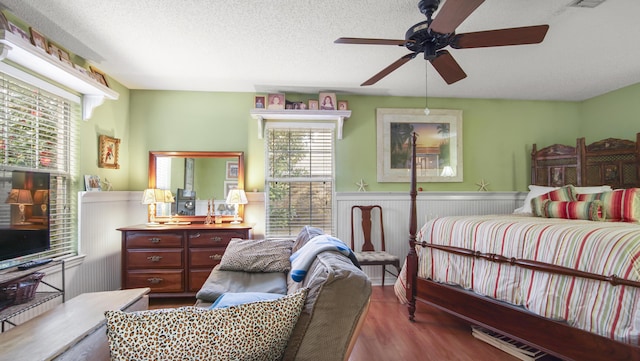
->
219;238;293;272
105;288;307;361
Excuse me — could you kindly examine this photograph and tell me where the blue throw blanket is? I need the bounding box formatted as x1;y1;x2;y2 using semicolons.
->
290;235;359;282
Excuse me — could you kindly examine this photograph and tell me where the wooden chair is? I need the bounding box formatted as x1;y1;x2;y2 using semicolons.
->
350;205;400;286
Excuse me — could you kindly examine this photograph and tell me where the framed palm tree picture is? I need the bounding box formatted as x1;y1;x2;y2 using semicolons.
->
376;108;463;182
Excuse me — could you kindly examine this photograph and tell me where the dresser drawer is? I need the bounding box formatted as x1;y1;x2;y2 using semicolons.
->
126;249;183;268
125;231;183;248
188;269;214;292
187;230;246;247
189;247;225;268
125;270;184;293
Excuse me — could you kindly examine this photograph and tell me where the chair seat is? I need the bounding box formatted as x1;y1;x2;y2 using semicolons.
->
355;251;399;265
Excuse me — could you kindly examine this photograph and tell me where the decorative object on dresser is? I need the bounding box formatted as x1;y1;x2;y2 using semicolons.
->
225;189;248;224
141;188;171;225
401;133;640;361
118;224;252;297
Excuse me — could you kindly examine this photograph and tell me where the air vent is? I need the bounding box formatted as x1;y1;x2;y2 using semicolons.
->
571;0;606;8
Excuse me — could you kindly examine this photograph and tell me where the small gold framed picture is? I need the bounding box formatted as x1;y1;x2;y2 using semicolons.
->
308;100;319;110
98;135;120;169
338;101;349;110
254;95;266;109
29;27;48;52
90;66;109;88
59;48;73;67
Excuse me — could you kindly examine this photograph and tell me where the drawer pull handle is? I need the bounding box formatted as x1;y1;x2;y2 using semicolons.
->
147;255;163;262
147;277;163;284
190;233;201;239
210;236;222;242
149;237;161;244
209;254;223;261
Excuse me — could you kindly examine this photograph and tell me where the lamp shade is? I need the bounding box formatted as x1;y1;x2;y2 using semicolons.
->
5;189;33;205
163;190;175;203
33;190;49;204
225;189;248;205
141;188;165;204
441;166;455;177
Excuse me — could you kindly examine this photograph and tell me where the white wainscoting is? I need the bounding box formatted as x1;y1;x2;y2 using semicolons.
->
336;191;526;285
71;191;147;300
69;191;524;295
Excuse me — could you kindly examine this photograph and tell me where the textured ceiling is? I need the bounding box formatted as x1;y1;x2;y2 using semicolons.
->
1;0;639;101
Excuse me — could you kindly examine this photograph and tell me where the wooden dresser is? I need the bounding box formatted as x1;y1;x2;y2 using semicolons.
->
118;223;251;297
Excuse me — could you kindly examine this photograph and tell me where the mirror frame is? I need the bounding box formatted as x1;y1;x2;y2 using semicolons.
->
148;151;245;223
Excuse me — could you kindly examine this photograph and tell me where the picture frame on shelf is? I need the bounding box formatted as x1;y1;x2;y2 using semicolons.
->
47;42;61;60
29;27;48;52
58;48;73;67
98;135;120;169
338;101;348;110
376;108;463;183
319;92;336;110
308;100;319;110
254;95;266;109
0;11;9;31
226;161;238;179
90;66;109;87
84;175;101;192
267;93;285;110
8;22;30;42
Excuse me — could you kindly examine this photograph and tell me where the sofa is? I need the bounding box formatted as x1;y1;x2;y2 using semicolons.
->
194;226;372;361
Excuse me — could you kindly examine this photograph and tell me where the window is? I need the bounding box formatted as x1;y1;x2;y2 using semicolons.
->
265;126;334;238
0;69;79;266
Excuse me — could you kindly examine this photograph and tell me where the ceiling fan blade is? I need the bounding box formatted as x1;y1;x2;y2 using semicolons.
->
430;50;467;85
334;37;408;46
361;53;417;86
452;25;549;49
429;0;485;34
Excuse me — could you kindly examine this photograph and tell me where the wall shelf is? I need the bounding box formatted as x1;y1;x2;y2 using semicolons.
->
0;30;119;120
250;109;351;139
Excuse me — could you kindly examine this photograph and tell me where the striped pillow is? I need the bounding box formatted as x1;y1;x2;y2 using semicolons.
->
531;185;577;217
542;200;605;221
577;188;640;222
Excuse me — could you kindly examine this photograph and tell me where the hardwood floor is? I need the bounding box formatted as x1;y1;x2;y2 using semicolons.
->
348;286;524;361
148;287;537;361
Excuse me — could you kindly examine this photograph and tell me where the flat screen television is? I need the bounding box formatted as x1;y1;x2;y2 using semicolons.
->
0;170;50;264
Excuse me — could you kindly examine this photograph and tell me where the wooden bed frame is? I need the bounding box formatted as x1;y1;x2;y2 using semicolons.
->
405;133;640;361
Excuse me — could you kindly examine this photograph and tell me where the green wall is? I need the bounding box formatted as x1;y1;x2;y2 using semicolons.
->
79;79;640;194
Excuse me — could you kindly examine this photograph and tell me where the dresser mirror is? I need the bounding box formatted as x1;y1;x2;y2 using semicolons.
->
148;151;244;223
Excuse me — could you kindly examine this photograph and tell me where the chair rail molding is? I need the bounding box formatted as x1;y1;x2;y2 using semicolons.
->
0;30;119;120
250;109;351;139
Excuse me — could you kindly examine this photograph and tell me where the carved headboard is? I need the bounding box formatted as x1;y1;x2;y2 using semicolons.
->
531;133;640;189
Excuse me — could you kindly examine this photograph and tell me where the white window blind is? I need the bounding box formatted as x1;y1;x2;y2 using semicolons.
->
0;71;79;265
265;127;334;237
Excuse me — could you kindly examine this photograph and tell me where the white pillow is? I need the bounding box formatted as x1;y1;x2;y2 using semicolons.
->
574;185;612;194
513;185;558;214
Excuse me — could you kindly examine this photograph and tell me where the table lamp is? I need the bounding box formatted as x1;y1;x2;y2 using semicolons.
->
141;188;165;225
5;189;34;224
225;189;248;224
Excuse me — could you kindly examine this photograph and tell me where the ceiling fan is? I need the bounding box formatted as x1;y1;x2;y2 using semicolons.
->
335;0;549;86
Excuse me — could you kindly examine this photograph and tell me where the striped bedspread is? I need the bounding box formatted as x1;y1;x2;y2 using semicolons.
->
394;214;640;345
